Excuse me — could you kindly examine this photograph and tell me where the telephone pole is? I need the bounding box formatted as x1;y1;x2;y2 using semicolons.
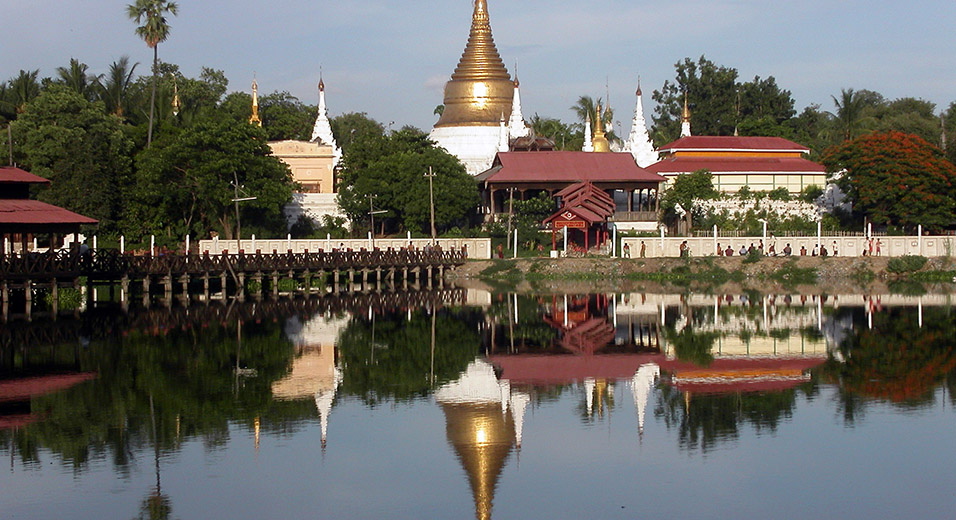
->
425;167;437;243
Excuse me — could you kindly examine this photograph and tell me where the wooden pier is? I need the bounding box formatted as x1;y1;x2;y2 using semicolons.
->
0;248;467;315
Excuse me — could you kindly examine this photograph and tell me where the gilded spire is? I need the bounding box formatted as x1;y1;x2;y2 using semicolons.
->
680;92;692;137
249;77;261;126
434;0;514;128
592;103;610;152
171;78;181;117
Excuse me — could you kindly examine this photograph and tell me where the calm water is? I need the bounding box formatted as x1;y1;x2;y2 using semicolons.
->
2;289;955;519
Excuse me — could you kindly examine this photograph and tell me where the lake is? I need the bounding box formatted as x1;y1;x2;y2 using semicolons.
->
1;288;954;519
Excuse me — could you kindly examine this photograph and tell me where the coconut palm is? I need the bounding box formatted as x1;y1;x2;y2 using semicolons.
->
99;56;139;118
829;88;869;142
56;58;102;101
127;0;179;146
8;70;40;114
571;95;617;142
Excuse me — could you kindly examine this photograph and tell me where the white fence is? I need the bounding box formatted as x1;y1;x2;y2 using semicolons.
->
198;237;492;259
621;234;956;258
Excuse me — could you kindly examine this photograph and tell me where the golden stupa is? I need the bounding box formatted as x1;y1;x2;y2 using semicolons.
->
434;0;514;128
592;103;610;153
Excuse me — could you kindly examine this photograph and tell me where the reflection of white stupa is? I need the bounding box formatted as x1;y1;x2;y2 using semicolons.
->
631;363;660;436
435;359;528;520
272;315;349;447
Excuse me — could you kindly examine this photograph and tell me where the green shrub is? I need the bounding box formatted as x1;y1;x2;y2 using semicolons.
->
742;248;762;264
887;255;928;274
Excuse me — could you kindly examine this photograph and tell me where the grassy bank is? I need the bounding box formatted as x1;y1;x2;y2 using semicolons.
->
450;255;956;293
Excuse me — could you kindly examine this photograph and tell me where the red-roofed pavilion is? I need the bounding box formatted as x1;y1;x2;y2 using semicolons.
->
477;152;666;229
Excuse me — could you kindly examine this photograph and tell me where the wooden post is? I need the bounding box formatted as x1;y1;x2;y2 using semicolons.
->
238;273;246;302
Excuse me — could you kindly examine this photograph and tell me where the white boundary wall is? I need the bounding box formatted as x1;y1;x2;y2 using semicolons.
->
621;235;956;258
198;237;492;260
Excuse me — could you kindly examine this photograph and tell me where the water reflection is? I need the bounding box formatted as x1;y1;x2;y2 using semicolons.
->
1;288;954;519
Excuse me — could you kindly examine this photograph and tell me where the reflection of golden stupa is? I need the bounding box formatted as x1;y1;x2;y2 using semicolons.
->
435;360;520;520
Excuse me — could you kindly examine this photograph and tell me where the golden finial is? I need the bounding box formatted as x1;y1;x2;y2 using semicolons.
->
636;75;642;97
249;76;262;127
682;91;691;122
319;67;325;91
171;78;181;116
592;102;610;152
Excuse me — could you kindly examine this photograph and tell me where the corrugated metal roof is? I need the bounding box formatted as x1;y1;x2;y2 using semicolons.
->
483;151;666;183
0;199;98;225
657;135;811;153
646;156;826;174
0;166;50;184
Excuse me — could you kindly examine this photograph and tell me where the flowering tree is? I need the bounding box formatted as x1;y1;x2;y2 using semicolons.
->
822;131;956;231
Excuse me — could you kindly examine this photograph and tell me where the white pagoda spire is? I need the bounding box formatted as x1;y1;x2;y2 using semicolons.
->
507;74;530;138
624;78;659;167
509;391;530;448
498;113;510;153
582;113;594;152
315;366;342;450
311;74;342;166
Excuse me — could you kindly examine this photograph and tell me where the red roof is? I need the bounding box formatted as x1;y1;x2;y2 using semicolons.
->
657;136;810;153
481;151;665;184
0;199;99;225
0;166;50;184
646;156;826;175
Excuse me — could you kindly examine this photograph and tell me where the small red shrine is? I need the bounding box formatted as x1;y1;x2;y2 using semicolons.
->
543;181;614;251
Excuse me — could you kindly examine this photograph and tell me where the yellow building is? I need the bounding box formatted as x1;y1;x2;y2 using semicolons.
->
646;135;827;194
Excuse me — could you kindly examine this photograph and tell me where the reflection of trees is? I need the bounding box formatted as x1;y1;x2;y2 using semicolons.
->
825;307;956;412
0;316;296;474
486;294;556;352
654;384;804;452
337;308;481;404
664;327;717;366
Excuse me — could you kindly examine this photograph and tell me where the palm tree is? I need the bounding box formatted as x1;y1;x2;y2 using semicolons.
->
127;0;179;147
571;95;617;142
99;56;139;117
9;70;40;114
829;88;868;142
56;58;101;101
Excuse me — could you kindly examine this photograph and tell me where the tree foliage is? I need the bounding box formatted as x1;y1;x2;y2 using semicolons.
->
822;131;956;230
6;85;134;234
131;120;293;242
336;128;479;235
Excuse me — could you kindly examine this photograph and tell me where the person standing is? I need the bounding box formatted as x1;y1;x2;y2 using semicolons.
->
623;243;630;258
876;239;882;256
640;241;646;258
832;240;839;257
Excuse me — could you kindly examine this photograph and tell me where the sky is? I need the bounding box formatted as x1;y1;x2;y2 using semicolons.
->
4;0;956;133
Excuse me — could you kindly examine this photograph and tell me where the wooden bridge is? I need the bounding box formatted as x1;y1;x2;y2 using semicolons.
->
0;248;468;310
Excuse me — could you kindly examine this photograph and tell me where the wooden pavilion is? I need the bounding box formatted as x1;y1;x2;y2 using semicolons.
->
542;182;614;251
0;167;97;254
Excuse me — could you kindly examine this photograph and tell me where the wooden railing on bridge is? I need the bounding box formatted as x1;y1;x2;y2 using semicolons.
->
0;248;468;281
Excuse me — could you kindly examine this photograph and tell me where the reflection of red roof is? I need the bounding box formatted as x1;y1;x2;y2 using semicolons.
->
490;354;825;392
481;152;665;184
657;136;810;153
0;199;99;225
0;166;50;184
0;414;40;429
490;354;665;384
646;156;825;175
0;372;97;402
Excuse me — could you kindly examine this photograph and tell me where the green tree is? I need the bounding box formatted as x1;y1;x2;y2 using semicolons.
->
5;85;133;234
259;91;314;141
336;128;479;235
829;88;879;141
127;0;179;147
55;58;101;101
659;169;718;231
98;56;139;118
529;114;581;150
651;56;739;143
822;131;956;231
330;112;384;155
872;97;940;146
131;120;294;242
6;69;41;116
570;95;616;141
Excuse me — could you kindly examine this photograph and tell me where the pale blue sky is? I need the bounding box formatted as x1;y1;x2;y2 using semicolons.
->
4;0;954;132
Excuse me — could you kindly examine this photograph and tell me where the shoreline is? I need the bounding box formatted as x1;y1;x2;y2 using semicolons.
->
449;256;956;294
